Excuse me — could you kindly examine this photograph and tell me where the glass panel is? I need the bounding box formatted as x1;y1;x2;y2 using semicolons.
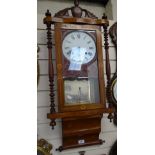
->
64;78;100;105
62;29;100;105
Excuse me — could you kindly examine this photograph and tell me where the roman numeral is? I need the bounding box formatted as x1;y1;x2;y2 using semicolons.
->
66;50;71;55
87;41;91;44
66;40;71;43
71;35;75;40
88;52;92;56
77;33;80;39
83;35;86;40
89;47;94;50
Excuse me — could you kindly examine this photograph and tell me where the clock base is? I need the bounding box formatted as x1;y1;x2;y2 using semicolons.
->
56;115;105;151
56;139;105;152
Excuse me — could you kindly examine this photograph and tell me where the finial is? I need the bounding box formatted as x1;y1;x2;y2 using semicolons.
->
102;13;107;19
74;0;79;6
45;9;51;16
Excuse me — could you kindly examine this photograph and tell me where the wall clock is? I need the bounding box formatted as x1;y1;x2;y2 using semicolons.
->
43;0;114;151
108;22;117;125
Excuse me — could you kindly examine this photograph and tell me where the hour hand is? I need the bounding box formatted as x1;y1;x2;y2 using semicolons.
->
67;50;71;56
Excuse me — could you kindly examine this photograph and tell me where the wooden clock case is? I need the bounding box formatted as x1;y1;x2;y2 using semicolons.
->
43;0;114;151
55;23;105;113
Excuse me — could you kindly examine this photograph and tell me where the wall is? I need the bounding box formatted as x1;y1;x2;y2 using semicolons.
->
37;0;117;154
105;0;117;20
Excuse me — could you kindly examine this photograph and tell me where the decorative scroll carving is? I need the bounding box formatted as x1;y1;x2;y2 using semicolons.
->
109;22;117;48
54;8;70;17
54;0;98;19
82;9;98;18
44;10;56;129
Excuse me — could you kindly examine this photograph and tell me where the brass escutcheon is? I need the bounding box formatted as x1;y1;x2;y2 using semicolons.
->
57;64;62;70
80;105;86;110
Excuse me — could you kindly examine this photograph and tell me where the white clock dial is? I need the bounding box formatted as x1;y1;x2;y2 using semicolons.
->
62;31;96;64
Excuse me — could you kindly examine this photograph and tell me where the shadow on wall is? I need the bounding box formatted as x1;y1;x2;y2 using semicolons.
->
47;0;109;6
105;0;113;20
109;140;117;155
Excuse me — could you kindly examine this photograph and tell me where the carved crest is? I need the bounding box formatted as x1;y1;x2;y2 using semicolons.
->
54;0;98;19
109;22;117;47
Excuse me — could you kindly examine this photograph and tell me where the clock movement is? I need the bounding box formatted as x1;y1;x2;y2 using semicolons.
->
43;0;114;151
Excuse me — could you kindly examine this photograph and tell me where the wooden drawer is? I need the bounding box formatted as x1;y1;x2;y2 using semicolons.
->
62;116;102;137
62;133;103;149
61;115;103;149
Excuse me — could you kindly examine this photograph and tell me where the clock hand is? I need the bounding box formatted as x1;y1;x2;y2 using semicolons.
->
67;50;71;56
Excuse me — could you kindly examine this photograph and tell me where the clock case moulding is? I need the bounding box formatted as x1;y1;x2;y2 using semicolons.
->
43;0;115;152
